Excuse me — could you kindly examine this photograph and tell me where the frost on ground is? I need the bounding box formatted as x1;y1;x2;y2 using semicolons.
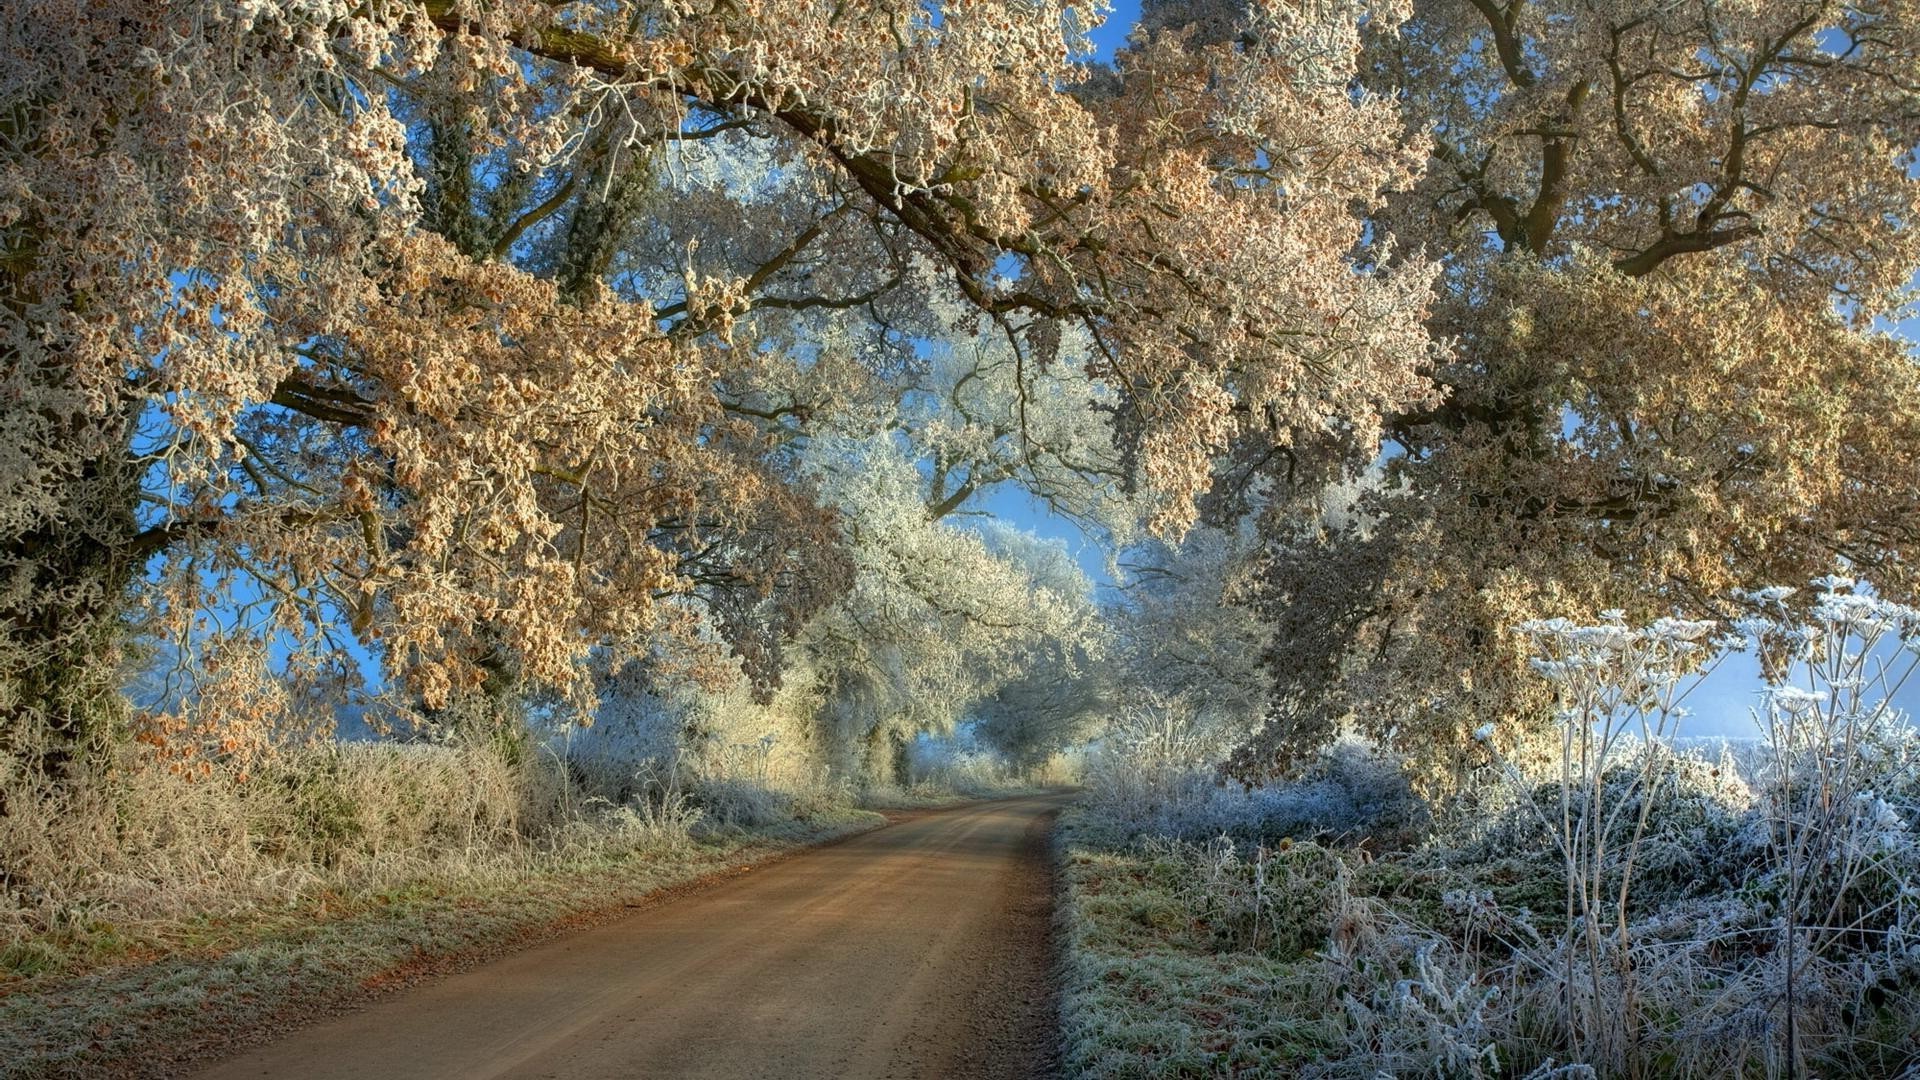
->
1059;580;1920;1079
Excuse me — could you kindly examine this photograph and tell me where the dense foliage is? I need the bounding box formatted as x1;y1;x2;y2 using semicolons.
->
0;0;1445;789
1221;0;1920;783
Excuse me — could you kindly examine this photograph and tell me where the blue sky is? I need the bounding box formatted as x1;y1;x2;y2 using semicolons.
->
1085;0;1142;60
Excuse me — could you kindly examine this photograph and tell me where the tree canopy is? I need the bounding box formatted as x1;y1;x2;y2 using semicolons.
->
1;0;1915;788
1220;0;1920;785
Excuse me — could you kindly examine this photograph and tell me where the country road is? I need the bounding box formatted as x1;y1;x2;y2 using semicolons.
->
191;795;1069;1080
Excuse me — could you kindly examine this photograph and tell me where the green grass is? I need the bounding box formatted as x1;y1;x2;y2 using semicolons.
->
0;808;882;1080
1054;811;1341;1079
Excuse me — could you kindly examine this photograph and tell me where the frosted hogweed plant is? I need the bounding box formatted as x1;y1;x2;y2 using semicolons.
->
1504;609;1728;1072
1501;576;1920;1077
1733;578;1920;1079
1082;692;1235;834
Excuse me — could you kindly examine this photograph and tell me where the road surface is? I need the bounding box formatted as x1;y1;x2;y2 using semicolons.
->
192;795;1067;1080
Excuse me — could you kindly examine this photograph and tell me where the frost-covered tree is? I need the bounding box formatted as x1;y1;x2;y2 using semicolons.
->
789;436;1104;782
1;0;1441;781
1186;0;1920;784
1113;523;1268;730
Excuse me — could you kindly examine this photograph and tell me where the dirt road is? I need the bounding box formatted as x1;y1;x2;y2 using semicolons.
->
191;795;1067;1080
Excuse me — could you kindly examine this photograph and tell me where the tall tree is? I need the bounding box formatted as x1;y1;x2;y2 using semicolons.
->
1209;0;1920;786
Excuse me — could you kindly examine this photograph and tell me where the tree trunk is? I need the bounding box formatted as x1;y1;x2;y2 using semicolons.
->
0;443;142;791
861;723;912;788
0;99;143;795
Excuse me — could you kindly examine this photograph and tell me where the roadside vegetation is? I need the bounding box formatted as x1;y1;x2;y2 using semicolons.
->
0;677;1074;1080
1062;579;1920;1078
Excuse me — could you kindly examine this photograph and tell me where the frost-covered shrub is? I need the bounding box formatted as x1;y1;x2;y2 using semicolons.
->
1456;748;1760;918
1087;705;1427;848
1082;695;1230;830
1066;576;1920;1079
570;667;854;829
554;761;705;855
1245;740;1430;847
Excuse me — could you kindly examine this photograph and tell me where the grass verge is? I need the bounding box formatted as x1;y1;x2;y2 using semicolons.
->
1053;809;1338;1079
